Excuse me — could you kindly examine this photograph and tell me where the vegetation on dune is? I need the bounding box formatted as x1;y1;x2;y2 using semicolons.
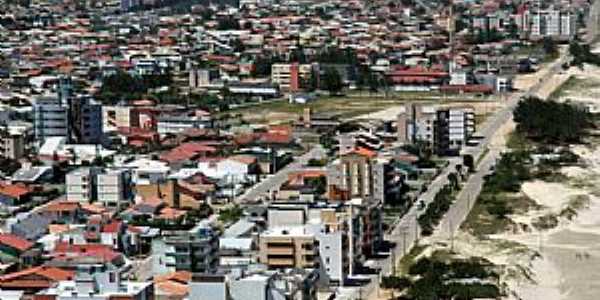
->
464;97;591;235
569;40;600;67
383;252;501;299
513;97;592;144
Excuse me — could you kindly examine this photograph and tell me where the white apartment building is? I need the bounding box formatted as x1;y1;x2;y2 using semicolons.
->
398;103;437;146
97;169;130;209
525;9;576;40
398;103;475;155
66;167;100;203
189;69;211;88
67;168;131;207
446;107;475;151
157;114;213;135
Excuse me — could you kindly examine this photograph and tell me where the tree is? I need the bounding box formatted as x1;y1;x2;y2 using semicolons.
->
305;176;327;195
447;172;459;190
322;67;343;95
463;154;475;172
569;40;600;67
97;71;147;104
513;97;591;143
542;37;557;56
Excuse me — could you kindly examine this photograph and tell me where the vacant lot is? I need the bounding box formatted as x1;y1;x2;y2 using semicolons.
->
226;94;503;124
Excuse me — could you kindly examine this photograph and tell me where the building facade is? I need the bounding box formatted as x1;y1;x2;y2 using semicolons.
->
162;223;219;273
33;96;69;143
69;96;103;144
397;103;475;155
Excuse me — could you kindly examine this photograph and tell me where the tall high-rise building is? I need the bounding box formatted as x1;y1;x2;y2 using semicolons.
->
33;96;69;143
69;96;103;144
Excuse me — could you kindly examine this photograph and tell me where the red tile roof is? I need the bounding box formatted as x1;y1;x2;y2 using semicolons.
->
228;155;257;165
160;142;218;164
42;201;80;213
0;234;34;252
0;266;73;282
440;84;494;93
0;183;32;199
259;132;292;144
347;147;377;158
53;243;121;262
101;220;123;233
154;271;192;296
157;207;187;220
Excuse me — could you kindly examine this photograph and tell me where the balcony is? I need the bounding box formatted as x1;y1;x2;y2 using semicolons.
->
267;247;294;255
268;258;294;266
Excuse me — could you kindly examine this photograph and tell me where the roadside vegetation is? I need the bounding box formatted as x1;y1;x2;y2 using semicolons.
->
418;176;460;236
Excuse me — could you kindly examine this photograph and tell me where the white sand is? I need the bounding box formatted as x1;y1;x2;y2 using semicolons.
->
510;257;564;300
521;180;585;212
560;166;589;178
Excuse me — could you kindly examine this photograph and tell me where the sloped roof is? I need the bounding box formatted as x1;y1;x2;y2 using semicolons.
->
0;266;74;282
0;234;34;252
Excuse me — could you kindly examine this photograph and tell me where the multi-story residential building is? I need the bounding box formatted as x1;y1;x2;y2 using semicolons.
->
521;8;576;40
258;226;318;270
35;94;103;146
96;169;132;209
262;203;379;284
161;222;219;273
156;112;213;135
397;102;437;146
0;129;27;159
66;168;132;207
271;63;318;93
435;107;475;155
326;148;393;203
397;103;475;155
69;96;103;144
189;68;211;89
102;105;140;132
66;167;101;203
120;0;140;11
33;96;69;144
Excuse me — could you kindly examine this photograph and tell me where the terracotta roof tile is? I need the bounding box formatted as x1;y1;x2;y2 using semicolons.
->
0;183;32;199
0;234;34;252
0;266;73;282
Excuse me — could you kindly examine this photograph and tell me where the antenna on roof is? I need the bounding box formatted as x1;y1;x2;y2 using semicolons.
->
448;0;455;73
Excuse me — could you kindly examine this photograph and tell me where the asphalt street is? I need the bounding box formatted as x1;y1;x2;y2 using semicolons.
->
235;144;327;203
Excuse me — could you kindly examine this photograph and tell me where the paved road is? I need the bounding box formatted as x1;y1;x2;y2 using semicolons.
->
235;145;327;203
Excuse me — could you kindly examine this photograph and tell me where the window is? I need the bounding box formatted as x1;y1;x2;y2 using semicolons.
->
326;257;330;264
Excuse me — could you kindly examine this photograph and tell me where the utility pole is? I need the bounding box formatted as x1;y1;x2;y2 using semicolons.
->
391;247;396;275
402;230;407;256
449;218;454;252
414;214;419;244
